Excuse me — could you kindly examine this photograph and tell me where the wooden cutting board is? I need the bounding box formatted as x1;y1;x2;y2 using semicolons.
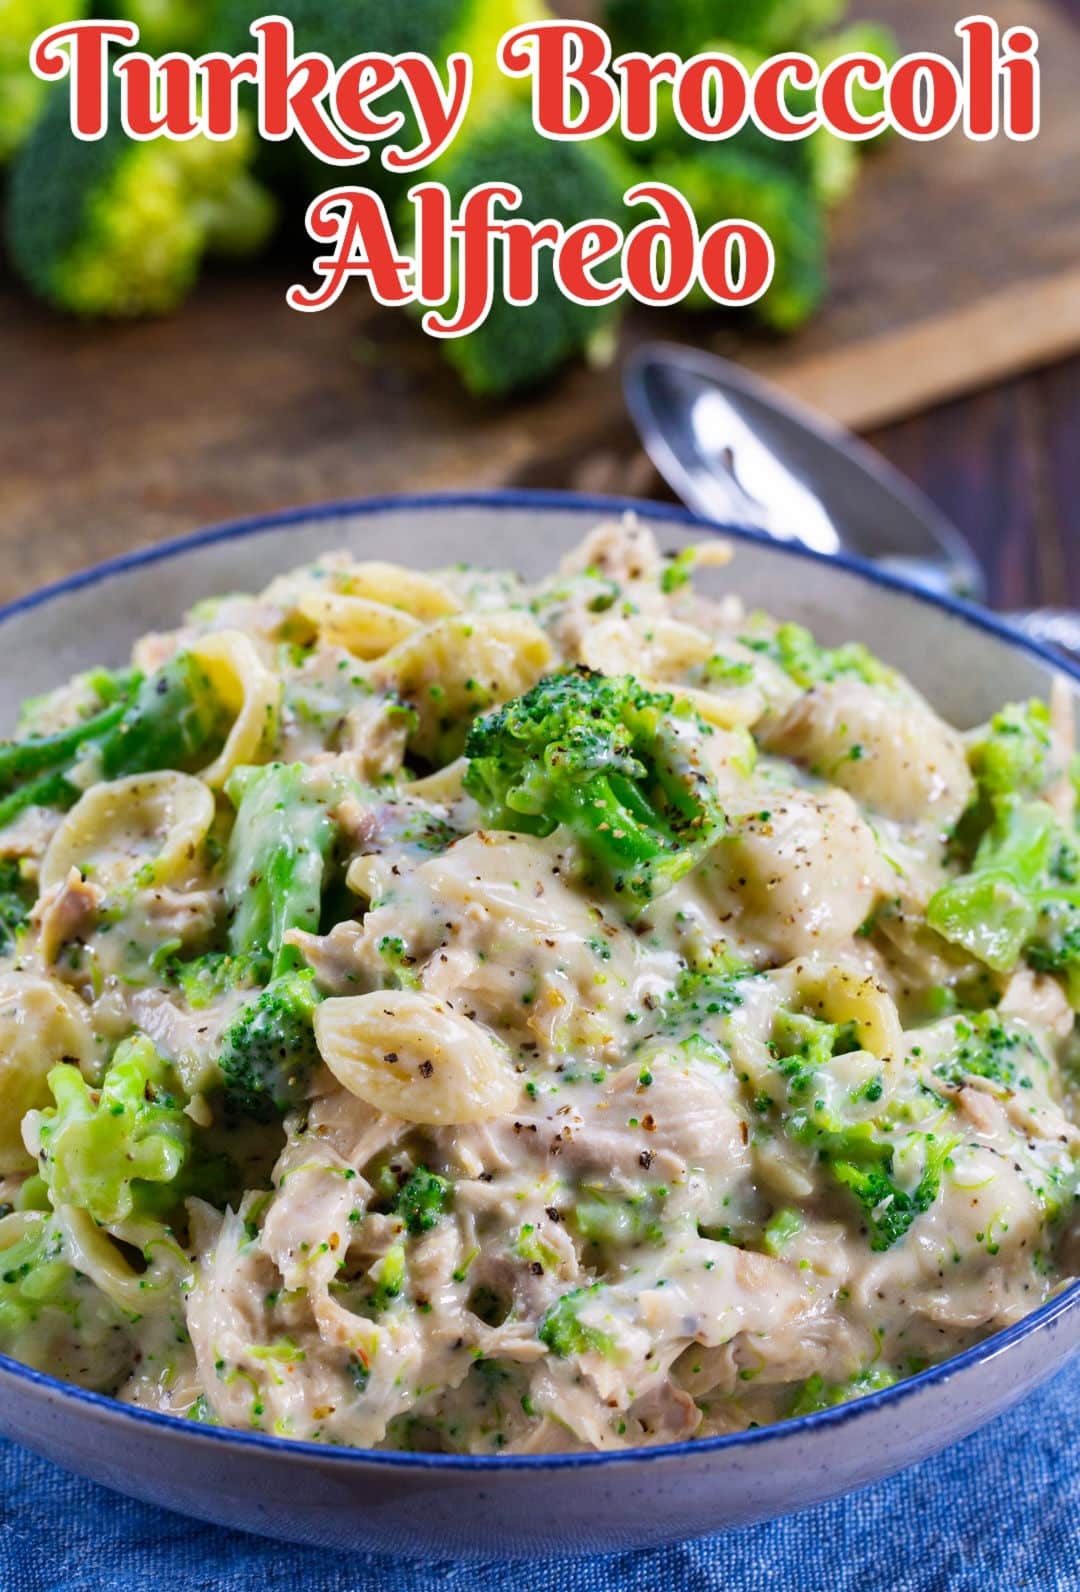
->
740;0;1080;428
0;0;1077;600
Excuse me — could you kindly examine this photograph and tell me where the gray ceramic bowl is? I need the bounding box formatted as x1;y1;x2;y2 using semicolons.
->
0;492;1077;1559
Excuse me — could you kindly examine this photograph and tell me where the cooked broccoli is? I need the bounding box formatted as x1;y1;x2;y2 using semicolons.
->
30;1035;191;1225
419;102;630;396
6;77;276;317
223;762;346;978
0;651;229;829
537;1285;620;1359
768;1007;955;1250
741;621;894;689
604;0;846;59
163;951;262;1009
968;700;1053;803
0;859;34;954
788;1365;896;1417
392;1166;451;1235
216;968;322;1122
368;1241;407;1312
464;668;725;905
0;0;89;163
0;1213;129;1385
928;796;1080;1001
932;1011;1050;1093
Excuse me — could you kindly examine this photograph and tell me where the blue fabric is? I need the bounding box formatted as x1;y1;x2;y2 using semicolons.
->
2;1357;1077;1592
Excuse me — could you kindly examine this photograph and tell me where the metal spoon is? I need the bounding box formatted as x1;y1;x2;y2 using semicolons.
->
624;342;1078;662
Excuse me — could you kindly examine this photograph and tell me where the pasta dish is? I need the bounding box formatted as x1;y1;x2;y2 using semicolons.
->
0;518;1076;1454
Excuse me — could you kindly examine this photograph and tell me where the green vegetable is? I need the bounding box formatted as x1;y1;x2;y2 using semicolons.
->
788;1365;896;1417
932;1011;1049;1092
968;700;1053;803
537;1286;620;1360
216;969;322;1122
213;0;538;200
741;622;894;690
604;0;846;59
464;668;725;905
928;796;1080;1000
392;1166;451;1235
6;78;276;317
0;0;88;163
768;1007;956;1250
0;651;228;827
0;1214;128;1385
656;142;826;333
573;1187;665;1248
0;859;34;954
421;103;629;397
762;1207;803;1255
223;762;344;978
31;1036;190;1225
163;951;262;1009
369;1242;406;1312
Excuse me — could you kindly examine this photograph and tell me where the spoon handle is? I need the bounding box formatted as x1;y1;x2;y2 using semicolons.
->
1006;610;1080;667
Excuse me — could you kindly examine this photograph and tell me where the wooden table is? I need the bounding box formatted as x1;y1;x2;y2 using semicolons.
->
1;3;1077;617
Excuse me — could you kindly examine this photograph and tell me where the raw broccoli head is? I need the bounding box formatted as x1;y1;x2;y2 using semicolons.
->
212;0;539;200
6;77;276;317
423;102;630;397
464;667;725;904
0;1;90;163
216;969;322;1122
29;1036;191;1225
604;0;846;61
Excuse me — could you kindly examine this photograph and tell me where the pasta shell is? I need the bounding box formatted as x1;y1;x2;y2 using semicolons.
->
582;616;765;730
373;612;554;763
40;772;215;895
298;593;419;658
314;990;520;1125
0;973;96;1173
188;630;280;788
335;562;461;620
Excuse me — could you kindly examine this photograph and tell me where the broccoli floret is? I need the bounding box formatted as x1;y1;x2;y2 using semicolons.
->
223;762;346;978
213;0;537;199
928;796;1080;1001
537;1285;620;1360
766;1006;955;1250
604;0;846;58
464;668;725;905
0;859;34;955
0;651;229;829
932;1011;1049;1092
163;951;263;1009
0;1213;129;1386
741;622;894;689
0;0;89;163
968;700;1053;803
788;1365;896;1417
392;1166;451;1235
7;78;276;317
29;1036;190;1225
216;969;322;1121
421;102;630;396
368;1241;407;1312
125;0;214;50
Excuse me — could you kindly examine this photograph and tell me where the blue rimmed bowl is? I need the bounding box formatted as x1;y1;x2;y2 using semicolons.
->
0;491;1077;1559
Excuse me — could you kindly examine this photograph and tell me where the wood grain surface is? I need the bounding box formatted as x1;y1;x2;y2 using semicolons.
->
0;2;1076;617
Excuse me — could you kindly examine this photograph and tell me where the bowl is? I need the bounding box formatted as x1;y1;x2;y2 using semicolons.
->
0;490;1077;1559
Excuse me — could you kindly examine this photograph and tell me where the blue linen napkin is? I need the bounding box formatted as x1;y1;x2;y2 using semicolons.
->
2;1356;1077;1592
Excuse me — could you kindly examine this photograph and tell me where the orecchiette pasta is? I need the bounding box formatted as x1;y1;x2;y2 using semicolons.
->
40;772;215;895
0;973;96;1172
314;990;520;1124
188;629;280;788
